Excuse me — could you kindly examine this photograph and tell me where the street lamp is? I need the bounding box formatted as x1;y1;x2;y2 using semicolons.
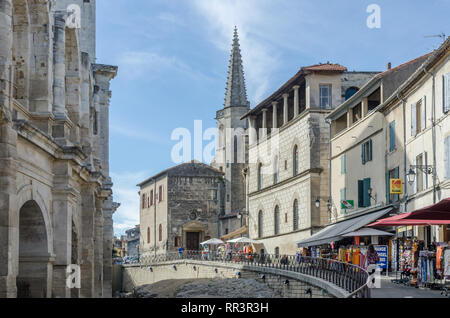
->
407;168;416;185
407;165;435;186
315;199;320;208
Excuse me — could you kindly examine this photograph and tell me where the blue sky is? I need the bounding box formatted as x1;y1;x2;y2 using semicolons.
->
95;0;449;236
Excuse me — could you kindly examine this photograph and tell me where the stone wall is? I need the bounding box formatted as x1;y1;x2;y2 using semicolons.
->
120;260;348;298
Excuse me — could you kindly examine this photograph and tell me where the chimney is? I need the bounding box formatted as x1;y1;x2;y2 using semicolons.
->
387;62;392;70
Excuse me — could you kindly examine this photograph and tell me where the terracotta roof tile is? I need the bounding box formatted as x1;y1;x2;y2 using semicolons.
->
301;63;348;72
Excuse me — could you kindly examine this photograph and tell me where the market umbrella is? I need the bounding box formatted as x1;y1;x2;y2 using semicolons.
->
200;238;224;245
227;237;259;244
342;228;395;237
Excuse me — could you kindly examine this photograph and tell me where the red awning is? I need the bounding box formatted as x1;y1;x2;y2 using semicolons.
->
368;198;450;227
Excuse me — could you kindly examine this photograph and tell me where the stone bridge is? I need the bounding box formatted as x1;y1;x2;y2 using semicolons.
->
113;252;371;298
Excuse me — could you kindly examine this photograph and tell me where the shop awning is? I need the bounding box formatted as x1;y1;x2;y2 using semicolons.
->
342;228;395;237
220;225;247;241
296;207;393;247
368;198;450;227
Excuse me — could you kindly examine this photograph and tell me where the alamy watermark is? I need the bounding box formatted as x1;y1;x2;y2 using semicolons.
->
66;4;81;29
66;264;81;289
366;4;381;29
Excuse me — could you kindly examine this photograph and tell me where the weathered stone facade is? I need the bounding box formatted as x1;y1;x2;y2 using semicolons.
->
138;162;224;255
243;65;377;254
0;0;118;298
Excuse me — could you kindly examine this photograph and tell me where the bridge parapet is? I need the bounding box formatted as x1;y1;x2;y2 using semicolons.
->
119;251;370;298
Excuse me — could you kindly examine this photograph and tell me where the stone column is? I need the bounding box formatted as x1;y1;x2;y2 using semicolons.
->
94;196;103;298
361;97;369;118
52;12;66;116
293;85;300;117
347;109;353;128
80;185;95;298
102;200;114;298
272;102;278;129
0;0;18;298
51;189;72;298
283;94;289;125
261;109;267;138
248;116;257;146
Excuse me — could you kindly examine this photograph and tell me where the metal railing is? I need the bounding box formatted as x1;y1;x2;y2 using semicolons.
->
135;251;371;298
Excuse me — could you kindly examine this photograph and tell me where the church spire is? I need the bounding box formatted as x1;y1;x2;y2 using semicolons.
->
224;27;249;108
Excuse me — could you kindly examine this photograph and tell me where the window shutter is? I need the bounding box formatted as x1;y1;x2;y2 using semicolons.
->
362;143;366;165
358;180;364;207
363;178;371;207
414;156;418;194
341;155;346;174
390;121;396;152
385;172;390;204
446;136;450;179
444;74;450;113
423;152;428;189
411;103;416;136
368;140;373;161
422;96;426;130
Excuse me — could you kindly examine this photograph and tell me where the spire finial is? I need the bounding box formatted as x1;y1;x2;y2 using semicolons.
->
224;27;249;108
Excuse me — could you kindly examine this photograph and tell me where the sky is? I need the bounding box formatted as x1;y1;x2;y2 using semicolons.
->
95;0;449;236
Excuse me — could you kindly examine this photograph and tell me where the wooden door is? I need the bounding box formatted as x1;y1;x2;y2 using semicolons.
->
186;232;200;250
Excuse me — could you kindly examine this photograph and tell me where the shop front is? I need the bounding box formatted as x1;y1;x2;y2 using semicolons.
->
368;198;450;289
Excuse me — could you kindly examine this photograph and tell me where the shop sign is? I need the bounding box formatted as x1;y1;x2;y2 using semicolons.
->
375;245;388;269
390;179;403;194
341;200;354;209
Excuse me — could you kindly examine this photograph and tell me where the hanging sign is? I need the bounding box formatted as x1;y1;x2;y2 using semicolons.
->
390;179;403;194
341;200;354;209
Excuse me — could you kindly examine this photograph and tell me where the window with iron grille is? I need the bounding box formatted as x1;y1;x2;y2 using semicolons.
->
293;200;299;231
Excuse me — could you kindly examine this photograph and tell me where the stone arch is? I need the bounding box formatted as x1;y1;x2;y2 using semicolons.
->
65;27;82;141
16;184;54;255
11;0;31;108
17;200;52;298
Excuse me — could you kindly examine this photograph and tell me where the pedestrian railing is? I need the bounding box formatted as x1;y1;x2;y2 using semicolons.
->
135;251;371;298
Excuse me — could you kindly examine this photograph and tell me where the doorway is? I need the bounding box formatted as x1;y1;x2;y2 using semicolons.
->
186;232;200;250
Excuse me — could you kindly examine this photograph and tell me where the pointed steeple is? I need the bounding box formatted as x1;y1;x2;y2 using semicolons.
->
224;27;249;108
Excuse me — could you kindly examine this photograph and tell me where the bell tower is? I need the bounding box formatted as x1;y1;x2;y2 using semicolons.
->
213;27;250;221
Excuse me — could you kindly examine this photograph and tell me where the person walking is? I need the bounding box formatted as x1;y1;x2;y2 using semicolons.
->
366;244;379;267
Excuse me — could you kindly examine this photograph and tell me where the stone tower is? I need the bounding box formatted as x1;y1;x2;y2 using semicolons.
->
213;27;250;234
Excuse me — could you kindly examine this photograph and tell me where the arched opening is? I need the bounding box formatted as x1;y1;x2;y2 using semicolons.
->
345;87;359;100
274;206;280;235
273;155;279;184
293;145;299;176
258;210;263;238
12;0;31;108
17;200;51;298
293;200;299;231
258;163;263;190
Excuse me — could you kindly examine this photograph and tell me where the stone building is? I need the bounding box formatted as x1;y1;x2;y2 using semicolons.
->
212;28;250;238
125;225;140;257
138;161;224;255
0;0;118;298
242;64;377;255
323;38;450;246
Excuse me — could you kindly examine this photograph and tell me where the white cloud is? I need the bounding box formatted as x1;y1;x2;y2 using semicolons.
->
111;170;150;236
115;50;210;81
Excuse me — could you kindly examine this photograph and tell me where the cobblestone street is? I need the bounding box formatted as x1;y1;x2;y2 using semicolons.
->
371;275;449;298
